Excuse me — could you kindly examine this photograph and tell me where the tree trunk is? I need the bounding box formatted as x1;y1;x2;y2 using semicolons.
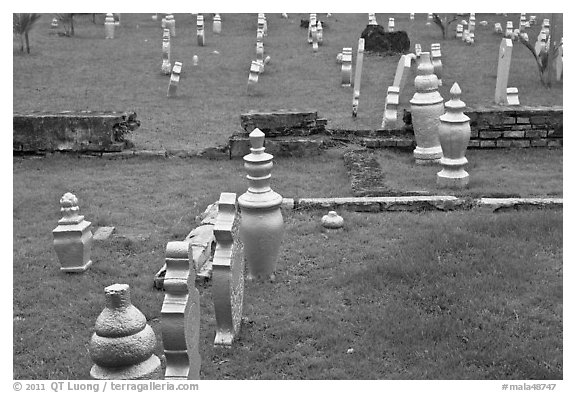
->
25;32;30;54
19;34;24;52
70;15;75;36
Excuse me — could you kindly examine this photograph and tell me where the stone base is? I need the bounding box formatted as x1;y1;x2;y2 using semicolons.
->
90;355;162;380
60;259;93;273
436;170;470;189
413;145;442;163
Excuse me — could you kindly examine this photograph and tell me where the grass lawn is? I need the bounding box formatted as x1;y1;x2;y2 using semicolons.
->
13;13;563;152
12;155;562;379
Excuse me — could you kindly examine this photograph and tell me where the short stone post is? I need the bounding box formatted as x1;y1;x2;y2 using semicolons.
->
167;61;182;98
494;38;514;105
410;52;444;164
53;192;93;273
426;13;432;25
247;61;260;95
437;82;471;189
352;38;365;117
410;13;415;21
506;87;520;106
161;242;201;379
317;21;323;44
197;15;205;46
431;43;442;86
381;86;400;129
311;23;318;52
89;284;162;380
494;22;503;34
368;13;377;25
388;18;395;32
468;14;476;33
51;17;58;29
213;14;222;34
166;14;175;37
104;13;115;39
456;23;463;38
414;43;422;58
308;14;317;43
161;28;172;75
341;47;352;87
212;193;245;347
238;129;284;282
256;41;264;62
505;21;514;38
192;55;199;67
519;13;526;31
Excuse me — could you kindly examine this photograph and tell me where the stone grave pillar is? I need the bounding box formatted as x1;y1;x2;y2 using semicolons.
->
197;15;205;46
53;192;93;273
494;22;503;34
381;86;400;129
431;43;442;86
89;284;162;380
409;52;444;164
311;23;319;52
167;62;182;98
166;14;176;37
162;28;172;75
519;13;527;31
213;14;222;34
456;23;463;38
317;21;323;44
494;38;514;105
104;13;115;39
238;129;284;281
161;241;200;380
212;193;245;347
505;21;514;38
437;82;471;189
352;38;365;117
308;14;317;43
388;18;395;32
247;61;260;95
341;47;352;86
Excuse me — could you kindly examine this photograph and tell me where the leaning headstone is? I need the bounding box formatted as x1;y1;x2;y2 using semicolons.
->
89;284;162;380
167;62;182;98
431;43;442;86
53;192;93;273
166;14;176;37
381;86;400;129
161;242;201;379
238;129;284;282
494;38;513;105
161;28;171;75
456;23;463;38
197;15;205;46
104;13;115;39
494;22;503;34
213;14;222;34
437;82;471;189
247;61;260;95
410;52;444;164
352;38;365;117
388;18;395;32
392;54;412;91
212;193;245;347
317;21;323;44
341;47;353;87
505;21;514;38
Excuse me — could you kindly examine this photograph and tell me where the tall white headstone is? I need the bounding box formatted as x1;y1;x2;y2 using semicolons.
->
494;38;514;105
352;38;365;117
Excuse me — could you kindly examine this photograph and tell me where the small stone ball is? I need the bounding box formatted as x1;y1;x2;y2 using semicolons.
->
321;211;344;229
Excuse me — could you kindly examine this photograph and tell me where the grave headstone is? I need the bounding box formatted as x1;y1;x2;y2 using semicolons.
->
388;18;395;32
381;86;400;129
529;15;537;26
505;21;514;38
519;13;526;31
282;13;288;18
192;55;198;66
104;13;115;39
261;13;268;36
431;43;442;86
414;43;422;58
247;61;260;94
161;17;166;29
152;13;158;21
368;13;377;25
167;62;182;98
456;24;463;38
213;14;222;34
542;18;550;35
258;15;266;40
89;284;162;380
166;14;175;37
341;47;352;87
308;14;317;43
161;241;201;379
494;38;514;105
256;28;264;43
212;193;245;347
114;13;121;26
51;17;58;29
494;22;503;34
197;15;205;46
53;192;93;273
556;38;563;81
468;14;476;33
466;31;475;44
534;31;547;56
238;129;284;282
410;52;444;164
506;87;520;106
392;54;412;91
352;38;365;117
426;13;432;25
410;13;415;21
437;82;471;189
317;21;323;44
311;23;318;52
256;41;264;61
161;28;171;75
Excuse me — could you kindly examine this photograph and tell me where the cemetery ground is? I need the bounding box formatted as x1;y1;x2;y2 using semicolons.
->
12;13;562;153
13;150;562;379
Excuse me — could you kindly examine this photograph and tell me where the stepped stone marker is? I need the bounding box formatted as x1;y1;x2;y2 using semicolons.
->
167;62;182;98
341;47;352;87
197;15;205;46
104;13;115;39
308;13;317;43
53;192;93;273
352;38;365;117
212;193;245;347
162;28;171;75
166;14;175;37
161;241;201;379
495;38;514;105
381;86;400;129
213;14;222;34
89;284;162;380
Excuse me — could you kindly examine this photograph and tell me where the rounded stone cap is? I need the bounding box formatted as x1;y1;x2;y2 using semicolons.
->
321;211;344;229
94;284;147;338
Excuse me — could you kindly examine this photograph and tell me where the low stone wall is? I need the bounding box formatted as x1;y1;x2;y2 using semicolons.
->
13;111;140;153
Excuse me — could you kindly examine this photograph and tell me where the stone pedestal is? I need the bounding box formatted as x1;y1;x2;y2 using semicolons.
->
437;82;471;189
409;52;444;164
238;129;284;281
161;241;200;380
104;13;115;39
89;284;162;380
53;192;93;273
212;193;245;347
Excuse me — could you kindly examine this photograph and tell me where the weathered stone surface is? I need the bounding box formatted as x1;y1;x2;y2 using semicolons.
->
360;25;410;54
93;226;116;241
239;110;323;136
229;135;326;158
14;111;139;153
